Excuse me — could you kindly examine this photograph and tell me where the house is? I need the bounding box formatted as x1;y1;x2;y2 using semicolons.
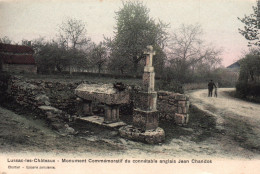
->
226;61;240;72
0;43;37;74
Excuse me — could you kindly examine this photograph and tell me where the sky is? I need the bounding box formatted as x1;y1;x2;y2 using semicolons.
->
0;0;257;67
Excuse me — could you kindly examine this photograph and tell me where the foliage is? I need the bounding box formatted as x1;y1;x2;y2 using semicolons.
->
89;42;107;74
238;4;260;47
237;3;260;102
236;53;260;100
236;81;260;102
106;1;168;75
0;36;12;44
36;41;66;73
157;79;184;93
238;54;260;82
166;24;222;83
28;37;88;74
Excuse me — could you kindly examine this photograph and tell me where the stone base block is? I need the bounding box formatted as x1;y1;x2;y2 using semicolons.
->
82;101;93;116
174;113;189;125
133;109;159;131
134;92;157;111
76;116;126;129
104;105;120;123
119;125;165;144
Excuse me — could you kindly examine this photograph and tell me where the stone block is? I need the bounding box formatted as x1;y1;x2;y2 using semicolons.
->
142;72;155;92
51;123;64;131
134;91;157;111
104;105;120;123
168;98;176;105
82;100;93;116
178;106;183;114
175;94;187;101
119;125;165;144
186;114;189;124
133;109;159;131
178;101;187;107
75;84;130;105
182;106;187;114
38;105;62;114
144;66;154;72
174;113;189;125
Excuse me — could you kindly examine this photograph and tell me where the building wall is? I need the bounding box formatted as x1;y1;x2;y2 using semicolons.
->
2;63;37;74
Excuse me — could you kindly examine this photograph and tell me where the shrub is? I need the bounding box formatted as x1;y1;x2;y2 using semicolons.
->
157;79;184;93
236;81;260;102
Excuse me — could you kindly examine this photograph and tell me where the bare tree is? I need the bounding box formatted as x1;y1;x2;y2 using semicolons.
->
58;18;91;74
167;24;222;82
58;18;90;50
0;36;12;44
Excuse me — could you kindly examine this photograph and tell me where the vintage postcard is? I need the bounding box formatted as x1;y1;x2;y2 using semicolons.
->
0;0;260;173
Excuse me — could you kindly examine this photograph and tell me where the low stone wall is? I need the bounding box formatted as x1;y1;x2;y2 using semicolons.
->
157;91;189;125
0;74;190;130
6;76;81;114
0;75;78;133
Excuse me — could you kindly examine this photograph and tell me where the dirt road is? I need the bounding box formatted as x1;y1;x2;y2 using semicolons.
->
188;88;260;157
188;88;260;122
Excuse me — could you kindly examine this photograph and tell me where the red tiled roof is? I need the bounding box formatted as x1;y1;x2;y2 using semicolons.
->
0;43;34;54
1;54;36;65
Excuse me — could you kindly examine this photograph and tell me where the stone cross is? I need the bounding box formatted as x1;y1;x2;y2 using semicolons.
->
143;45;156;67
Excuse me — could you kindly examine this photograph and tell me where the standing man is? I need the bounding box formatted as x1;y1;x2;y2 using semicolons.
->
208;80;216;97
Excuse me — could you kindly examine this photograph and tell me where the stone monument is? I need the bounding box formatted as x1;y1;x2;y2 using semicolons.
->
74;84;128;128
119;46;165;144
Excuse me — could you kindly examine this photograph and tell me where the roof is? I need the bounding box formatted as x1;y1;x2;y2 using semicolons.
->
0;43;34;54
226;61;240;69
0;54;36;65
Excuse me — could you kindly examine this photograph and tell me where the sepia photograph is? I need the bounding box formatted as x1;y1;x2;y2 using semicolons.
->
0;0;260;173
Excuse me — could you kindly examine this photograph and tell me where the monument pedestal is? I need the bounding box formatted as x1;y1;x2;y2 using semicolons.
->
82;100;93;116
133;109;159;131
75;83;129;128
104;104;120;123
119;45;165;144
119;125;165;144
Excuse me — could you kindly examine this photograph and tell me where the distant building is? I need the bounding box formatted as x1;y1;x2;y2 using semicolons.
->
0;43;37;74
226;61;240;72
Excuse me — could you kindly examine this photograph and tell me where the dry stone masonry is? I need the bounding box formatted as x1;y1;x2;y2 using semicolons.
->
74;83;129;127
0;75;77;134
119;46;165;144
157;91;189;125
0;66;190;143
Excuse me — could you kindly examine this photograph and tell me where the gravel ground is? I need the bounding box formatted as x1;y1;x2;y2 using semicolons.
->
0;88;259;159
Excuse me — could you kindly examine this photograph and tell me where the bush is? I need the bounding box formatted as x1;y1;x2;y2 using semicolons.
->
157;79;184;93
236;81;260;102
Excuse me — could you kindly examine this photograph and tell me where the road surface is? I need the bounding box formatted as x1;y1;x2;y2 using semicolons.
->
188;88;260;157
